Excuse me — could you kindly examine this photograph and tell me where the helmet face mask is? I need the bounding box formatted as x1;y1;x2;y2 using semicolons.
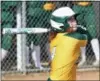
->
50;7;77;32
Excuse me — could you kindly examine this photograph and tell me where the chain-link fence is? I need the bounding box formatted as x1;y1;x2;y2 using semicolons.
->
1;1;100;74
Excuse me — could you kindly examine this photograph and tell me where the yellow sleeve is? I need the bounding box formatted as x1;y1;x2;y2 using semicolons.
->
80;40;87;47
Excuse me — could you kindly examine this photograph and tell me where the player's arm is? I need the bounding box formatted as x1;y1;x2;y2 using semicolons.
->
76;25;88;46
79;34;88;47
80;40;87;47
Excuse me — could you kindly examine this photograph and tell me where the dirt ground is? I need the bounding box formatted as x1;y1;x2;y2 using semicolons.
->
2;69;99;80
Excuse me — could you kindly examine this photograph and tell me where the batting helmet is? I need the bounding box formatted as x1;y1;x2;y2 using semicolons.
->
50;7;77;32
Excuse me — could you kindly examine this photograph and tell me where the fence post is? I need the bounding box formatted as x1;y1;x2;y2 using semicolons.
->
16;1;27;72
16;5;22;71
21;1;27;73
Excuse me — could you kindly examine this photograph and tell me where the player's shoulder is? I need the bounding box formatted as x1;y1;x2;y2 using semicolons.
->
57;33;66;37
64;32;87;40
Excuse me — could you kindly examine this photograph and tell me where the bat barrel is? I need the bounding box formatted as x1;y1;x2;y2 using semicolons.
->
2;28;51;34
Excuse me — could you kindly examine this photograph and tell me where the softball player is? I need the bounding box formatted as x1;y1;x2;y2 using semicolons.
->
47;7;87;81
26;2;55;69
1;2;17;61
72;1;100;66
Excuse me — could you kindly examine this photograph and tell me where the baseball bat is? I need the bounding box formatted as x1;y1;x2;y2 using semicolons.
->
2;28;51;34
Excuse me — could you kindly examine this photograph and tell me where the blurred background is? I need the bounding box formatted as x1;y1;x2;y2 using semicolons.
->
1;1;100;78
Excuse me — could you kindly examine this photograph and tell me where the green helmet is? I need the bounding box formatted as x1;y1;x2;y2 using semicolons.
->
50;7;76;32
